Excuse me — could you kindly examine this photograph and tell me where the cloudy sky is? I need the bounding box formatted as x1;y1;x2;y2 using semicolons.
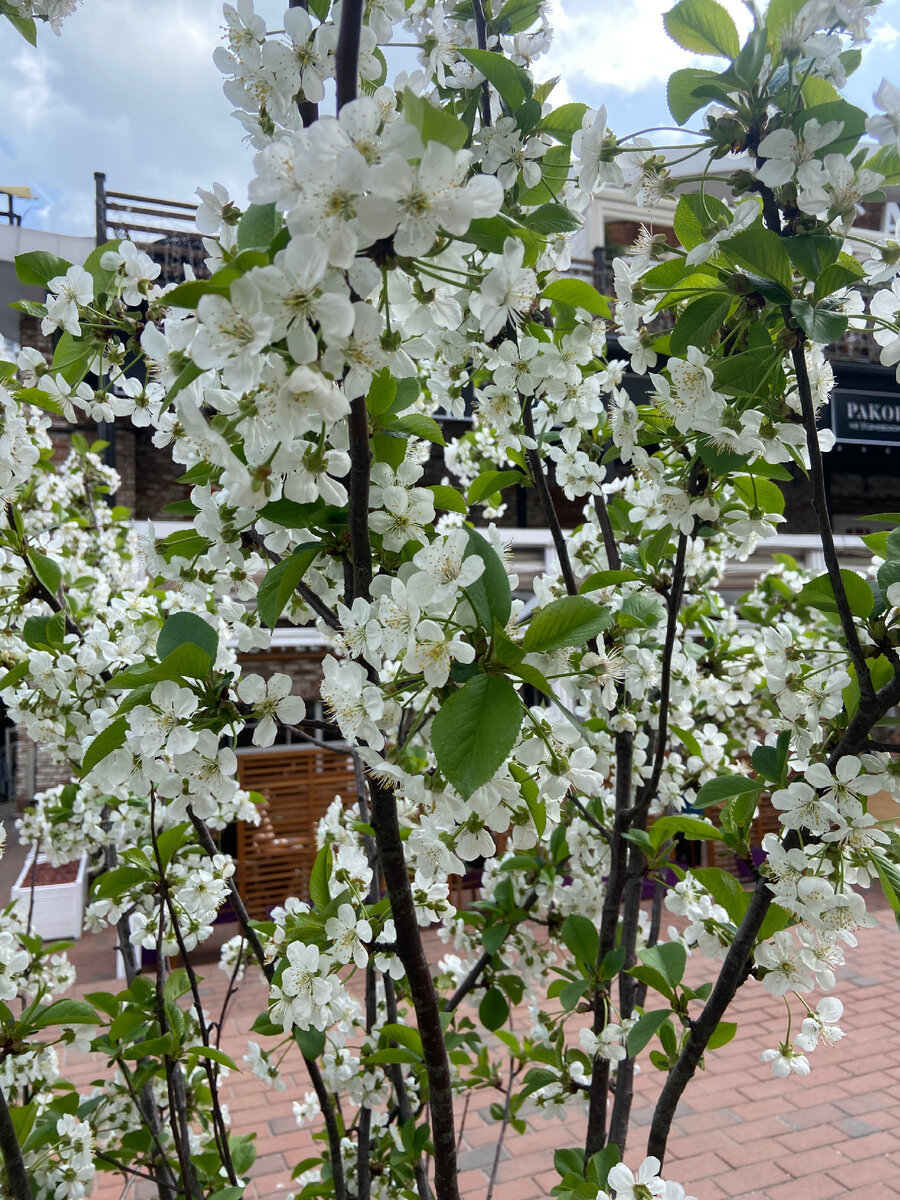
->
0;0;897;237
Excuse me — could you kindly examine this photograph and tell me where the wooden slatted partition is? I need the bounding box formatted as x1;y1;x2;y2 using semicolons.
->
235;746;356;918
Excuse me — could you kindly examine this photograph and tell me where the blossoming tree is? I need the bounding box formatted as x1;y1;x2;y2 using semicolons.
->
2;0;900;1197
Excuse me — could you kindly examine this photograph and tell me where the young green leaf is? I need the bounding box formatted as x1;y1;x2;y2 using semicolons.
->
432;674;523;799
257;543;322;628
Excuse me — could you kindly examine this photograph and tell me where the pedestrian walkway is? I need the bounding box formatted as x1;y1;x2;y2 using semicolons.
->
52;891;900;1200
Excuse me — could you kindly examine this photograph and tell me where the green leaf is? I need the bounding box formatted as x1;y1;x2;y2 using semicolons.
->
669;293;731;357
92;866;150;899
459;48;531;110
523;595;609;654
524;202;582;234
798;570;874;619
26;549;61;598
432;674;523;799
463;527;512;631
789;299;848;345
479;986;510;1031
723;227;792;289
22;612;65;652
648;815;723;851
706;1020;737;1049
388;412;446;445
639;941;686;987
695;774;763;809
732;474;785;516
672;192;731;251
618;593;665;629
157;611;218;663
403;89;469;149
81;239;123;297
667;66;721;124
542;277;610;316
366;368;397;416
663;0;739;57
51;332;95;386
236;203;281;251
579;569;641;592
15;250;72;288
692;866;750;924
428;484;468;514
0;661;31;692
560;913;599;968
82;716;129;775
186;1045;239;1070
167;360;204;401
1;3;37;43
785;233;840;279
467;469;527;505
538;102;588;143
257;543;321;628
32;999;98;1029
627;1011;673;1057
308;845;332;910
294;1027;326;1060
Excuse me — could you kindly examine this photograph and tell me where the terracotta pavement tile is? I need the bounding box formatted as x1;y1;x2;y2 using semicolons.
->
663;1128;734;1159
715;1134;790;1170
763;1173;848;1200
835;1090;895;1117
663;1148;732;1183
777;1101;846;1130
676;1107;746;1135
719;1157;792;1193
723;1116;795;1144
458;1167;490;1193
837;1129;900;1160
776;1122;844;1153
780;1144;850;1177
783;1082;865;1108
826;1154;900;1189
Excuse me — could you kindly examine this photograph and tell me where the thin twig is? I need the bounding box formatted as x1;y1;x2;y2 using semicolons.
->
522;396;578;596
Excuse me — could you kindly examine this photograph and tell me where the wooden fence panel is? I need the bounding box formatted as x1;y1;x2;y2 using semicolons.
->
235;747;356;918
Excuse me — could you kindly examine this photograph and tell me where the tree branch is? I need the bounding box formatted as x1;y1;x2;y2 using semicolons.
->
522;396;578;597
788;334;876;710
0;1083;32;1200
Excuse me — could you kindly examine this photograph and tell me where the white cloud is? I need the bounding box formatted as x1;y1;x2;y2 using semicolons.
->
543;0;751;97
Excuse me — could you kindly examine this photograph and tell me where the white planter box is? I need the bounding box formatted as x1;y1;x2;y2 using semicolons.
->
10;853;87;940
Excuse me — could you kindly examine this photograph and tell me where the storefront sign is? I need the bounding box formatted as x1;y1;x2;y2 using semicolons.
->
830;388;900;446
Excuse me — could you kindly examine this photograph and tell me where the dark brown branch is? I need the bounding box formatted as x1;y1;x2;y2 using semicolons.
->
0;1083;33;1200
151;797;237;1186
347;395;373;602
789;334;876;711
369;776;460;1200
646;867;777;1165
471;0;492;128
584;728;633;1157
334;0;364;111
593;492;622;571
186;807;348;1200
288;0;319;126
522;397;578;597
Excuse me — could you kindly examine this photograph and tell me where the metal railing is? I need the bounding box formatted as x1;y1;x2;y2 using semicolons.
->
94;172;208;283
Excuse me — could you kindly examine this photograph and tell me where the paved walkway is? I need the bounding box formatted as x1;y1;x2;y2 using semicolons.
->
44;889;900;1200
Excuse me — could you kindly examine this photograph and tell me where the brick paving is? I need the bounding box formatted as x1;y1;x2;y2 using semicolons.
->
21;882;900;1199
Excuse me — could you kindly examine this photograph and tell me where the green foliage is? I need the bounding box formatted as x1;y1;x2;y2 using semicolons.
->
431;674;523;798
663;0;740;58
257;543;322;628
